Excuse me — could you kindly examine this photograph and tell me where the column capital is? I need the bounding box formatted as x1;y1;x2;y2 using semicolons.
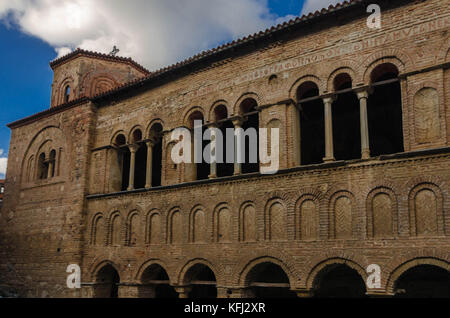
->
128;144;139;153
366;290;394;298
174;286;192;298
294;288;313;298
145;139;157;148
356;87;373;100
205;122;219;129
230;116;245;127
322;95;336;104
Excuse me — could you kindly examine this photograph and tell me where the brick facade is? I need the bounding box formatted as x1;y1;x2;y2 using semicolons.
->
1;0;449;298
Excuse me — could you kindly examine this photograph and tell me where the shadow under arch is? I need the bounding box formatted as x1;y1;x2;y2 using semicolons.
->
92;262;120;298
307;258;367;298
386;258;450;297
243;262;297;298
179;259;218;298
138;262;178;298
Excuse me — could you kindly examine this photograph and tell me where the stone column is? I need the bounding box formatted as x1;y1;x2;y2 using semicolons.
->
216;287;229;298
175;286;192;298
127;144;139;191
227;288;249;298
47;159;54;178
357;90;371;159
232;118;244;175
323;97;336;162
208;124;218;179
295;288;312;298
118;284;140;298
80;283;95;298
145;140;154;188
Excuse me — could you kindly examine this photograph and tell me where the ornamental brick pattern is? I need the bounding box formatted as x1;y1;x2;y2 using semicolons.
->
0;0;449;298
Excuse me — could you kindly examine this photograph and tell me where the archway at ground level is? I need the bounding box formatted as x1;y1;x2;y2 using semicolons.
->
394;265;450;298
139;264;178;298
94;264;120;298
313;264;366;298
184;264;217;298
245;262;297;298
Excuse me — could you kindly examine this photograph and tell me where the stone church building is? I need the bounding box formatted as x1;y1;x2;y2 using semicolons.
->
1;0;449;298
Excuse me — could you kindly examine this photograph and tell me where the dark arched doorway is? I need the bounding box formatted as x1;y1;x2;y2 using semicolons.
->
139;264;177;298
245;262;297;298
184;264;217;298
94;264;120;298
313;264;366;298
394;265;450;298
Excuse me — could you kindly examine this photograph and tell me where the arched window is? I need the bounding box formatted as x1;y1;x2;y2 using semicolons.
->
367;63;404;155
213;105;234;177
297;82;324;165
37;153;48;180
131;129;146;189
64;85;71;103
239;98;259;173
332;73;361;160
112;134;130;192
186;111;209;181
49;150;56;178
149;123;163;187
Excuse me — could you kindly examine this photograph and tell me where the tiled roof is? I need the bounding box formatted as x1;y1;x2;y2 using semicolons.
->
90;0;362;101
7;97;90;128
50;48;151;75
8;0;365;128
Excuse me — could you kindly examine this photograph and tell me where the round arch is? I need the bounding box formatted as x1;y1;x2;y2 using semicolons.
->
90;259;121;281
135;259;173;282
386;257;450;295
238;256;294;287
327;66;357;92
182;106;206;128
306;258;367;289
363;56;404;84
289;75;323;100
233;92;261;115
208;100;231;122
178;258;219;285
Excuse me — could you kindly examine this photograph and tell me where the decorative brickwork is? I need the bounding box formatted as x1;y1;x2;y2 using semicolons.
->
1;0;449;298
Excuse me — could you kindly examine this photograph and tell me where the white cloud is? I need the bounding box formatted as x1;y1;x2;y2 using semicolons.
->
0;149;6;178
0;0;297;71
301;0;342;15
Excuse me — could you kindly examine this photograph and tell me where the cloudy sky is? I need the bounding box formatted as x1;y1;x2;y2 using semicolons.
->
0;0;340;178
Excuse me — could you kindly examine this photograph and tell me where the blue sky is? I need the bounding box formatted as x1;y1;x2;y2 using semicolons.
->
0;0;337;178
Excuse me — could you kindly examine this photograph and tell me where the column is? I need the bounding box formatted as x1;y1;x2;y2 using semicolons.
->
216;287;229;298
357;90;371;159
295;288;312;298
208;124;218;179
232;118;244;175
145;140;154;188
118;284;140;298
80;283;95;298
323;97;335;162
47;160;54;179
175;286;192;298
127;144;139;191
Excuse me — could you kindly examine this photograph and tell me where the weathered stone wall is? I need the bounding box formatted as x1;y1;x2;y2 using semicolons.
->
0;102;96;297
1;0;449;298
50;56;147;107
